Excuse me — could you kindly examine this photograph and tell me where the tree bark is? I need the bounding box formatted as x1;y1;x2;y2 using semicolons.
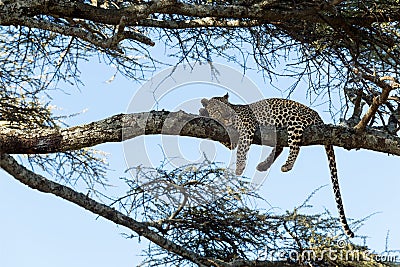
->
1;110;399;156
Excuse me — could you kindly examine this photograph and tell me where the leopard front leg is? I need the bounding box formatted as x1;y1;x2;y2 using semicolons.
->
256;146;283;172
235;129;255;176
281;126;303;172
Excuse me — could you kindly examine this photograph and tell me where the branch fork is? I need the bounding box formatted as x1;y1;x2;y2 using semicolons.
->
353;68;394;132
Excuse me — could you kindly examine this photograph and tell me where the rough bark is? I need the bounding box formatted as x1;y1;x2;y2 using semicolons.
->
1;110;399;156
0;0;392;27
0;0;398;47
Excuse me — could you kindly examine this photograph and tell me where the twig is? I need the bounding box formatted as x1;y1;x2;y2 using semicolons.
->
168;184;189;220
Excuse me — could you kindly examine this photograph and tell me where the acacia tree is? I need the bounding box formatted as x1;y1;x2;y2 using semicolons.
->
1;0;400;266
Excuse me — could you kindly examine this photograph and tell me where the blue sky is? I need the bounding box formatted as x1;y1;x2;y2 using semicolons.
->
1;57;399;266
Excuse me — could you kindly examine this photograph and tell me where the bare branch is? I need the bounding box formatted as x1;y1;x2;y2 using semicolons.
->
0;153;312;267
13;17;154;47
0;152;215;267
353;69;394;131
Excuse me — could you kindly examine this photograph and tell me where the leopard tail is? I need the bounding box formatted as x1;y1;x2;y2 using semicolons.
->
325;144;354;238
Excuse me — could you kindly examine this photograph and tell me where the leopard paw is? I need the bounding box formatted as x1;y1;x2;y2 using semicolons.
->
256;161;272;172
235;163;245;176
281;164;293;172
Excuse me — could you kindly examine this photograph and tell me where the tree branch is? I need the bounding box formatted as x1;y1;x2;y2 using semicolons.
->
1;111;400;157
0;0;391;30
138;17;264;29
0;152;216;267
353;69;395;131
12;16;154;47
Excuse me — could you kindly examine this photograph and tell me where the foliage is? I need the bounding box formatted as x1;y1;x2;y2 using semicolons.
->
110;162;392;266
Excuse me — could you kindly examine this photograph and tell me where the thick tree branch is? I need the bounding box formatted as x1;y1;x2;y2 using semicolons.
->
1;111;400;157
138;18;264;29
0;152;216;267
0;0;395;30
1;0;398;55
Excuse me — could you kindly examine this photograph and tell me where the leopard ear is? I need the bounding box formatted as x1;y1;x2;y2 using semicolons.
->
201;98;209;107
223;93;229;100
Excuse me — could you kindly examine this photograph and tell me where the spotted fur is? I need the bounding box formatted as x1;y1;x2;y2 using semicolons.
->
200;93;354;238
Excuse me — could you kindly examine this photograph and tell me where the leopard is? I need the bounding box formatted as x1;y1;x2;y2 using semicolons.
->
199;93;354;238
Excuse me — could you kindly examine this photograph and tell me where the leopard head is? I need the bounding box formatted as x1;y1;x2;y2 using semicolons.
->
199;93;235;127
